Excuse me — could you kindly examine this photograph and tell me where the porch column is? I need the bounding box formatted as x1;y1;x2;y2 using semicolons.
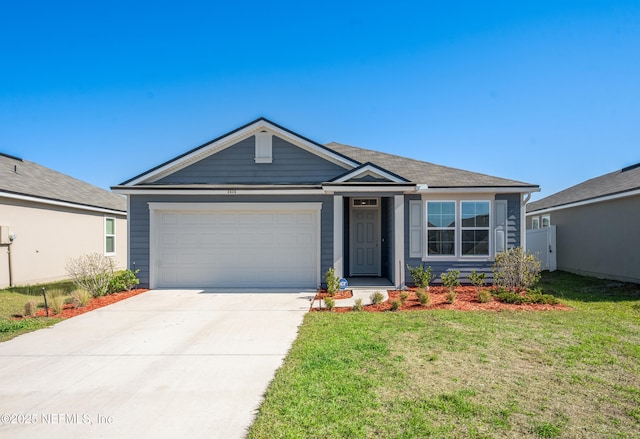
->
333;195;344;278
394;195;405;289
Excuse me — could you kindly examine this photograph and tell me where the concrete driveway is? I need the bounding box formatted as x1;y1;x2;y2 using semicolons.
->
0;289;312;438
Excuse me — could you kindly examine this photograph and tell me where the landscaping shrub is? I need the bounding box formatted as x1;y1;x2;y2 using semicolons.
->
66;253;115;298
108;269;140;294
324;296;335;311
492;287;559;305
49;291;65;315
407;264;433;289
352;298;363;312
416;288;430;306
441;270;460;291
24;300;37;317
467;270;486;287
399;291;409;304
525;288;560;305
71;289;92;308
370;291;385;305
478;289;492;303
390;299;401;311
445;290;457;304
325;267;340;296
492;247;541;290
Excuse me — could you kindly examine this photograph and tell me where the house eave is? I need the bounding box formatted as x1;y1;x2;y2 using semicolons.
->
0;190;127;216
526;187;640;216
419;186;540;194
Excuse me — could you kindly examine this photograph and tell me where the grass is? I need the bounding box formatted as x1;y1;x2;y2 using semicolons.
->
248;271;640;438
0;281;75;342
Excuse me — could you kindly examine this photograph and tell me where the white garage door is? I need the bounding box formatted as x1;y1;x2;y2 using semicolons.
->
150;203;321;289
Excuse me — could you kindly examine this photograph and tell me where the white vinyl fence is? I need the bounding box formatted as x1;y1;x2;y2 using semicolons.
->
526;225;557;271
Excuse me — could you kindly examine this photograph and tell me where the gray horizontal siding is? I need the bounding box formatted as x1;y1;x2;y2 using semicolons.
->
156;136;347;185
128;194;334;288
404;193;524;285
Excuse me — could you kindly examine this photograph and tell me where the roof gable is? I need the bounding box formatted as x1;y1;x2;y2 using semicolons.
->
329;162;409;183
0;153;126;213
122;118;359;186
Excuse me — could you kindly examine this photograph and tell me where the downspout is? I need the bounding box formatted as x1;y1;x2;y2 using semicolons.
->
1;242;14;287
521;192;532;250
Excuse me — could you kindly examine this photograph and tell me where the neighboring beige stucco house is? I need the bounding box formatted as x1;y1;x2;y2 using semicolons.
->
0;153;127;288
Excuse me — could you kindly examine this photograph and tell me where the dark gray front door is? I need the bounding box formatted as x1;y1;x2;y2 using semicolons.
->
350;206;380;276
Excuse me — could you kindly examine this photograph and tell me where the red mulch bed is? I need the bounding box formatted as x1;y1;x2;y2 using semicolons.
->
312;286;571;313
27;289;150;319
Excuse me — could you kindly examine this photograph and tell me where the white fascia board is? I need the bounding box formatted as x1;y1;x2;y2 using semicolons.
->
0;191;127;216
148;202;323;212
125;120;358;186
525;188;640;216
419;187;539;194
332;164;406;183
113;188;326;196
322;185;416;193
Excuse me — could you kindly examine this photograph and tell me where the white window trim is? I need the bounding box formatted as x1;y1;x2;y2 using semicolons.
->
531;216;540;229
422;199;494;262
425;200;457;258
254;131;273;163
105;217;116;256
541;214;551;228
460;200;491;258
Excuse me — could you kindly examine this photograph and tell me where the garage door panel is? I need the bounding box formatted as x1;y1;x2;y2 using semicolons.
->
154;206;319;288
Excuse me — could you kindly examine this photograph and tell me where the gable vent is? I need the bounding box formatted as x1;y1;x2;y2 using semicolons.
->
255;131;273;163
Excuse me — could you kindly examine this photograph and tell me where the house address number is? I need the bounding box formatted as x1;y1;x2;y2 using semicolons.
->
227;190;237;194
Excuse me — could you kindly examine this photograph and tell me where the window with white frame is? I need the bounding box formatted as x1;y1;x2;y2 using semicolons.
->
422;200;492;258
427;201;456;256
105;217;116;255
531;216;540;229
461;201;490;256
541;214;551;227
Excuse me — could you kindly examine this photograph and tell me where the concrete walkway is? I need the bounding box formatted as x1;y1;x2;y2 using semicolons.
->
0;289;312;439
319;289;390;308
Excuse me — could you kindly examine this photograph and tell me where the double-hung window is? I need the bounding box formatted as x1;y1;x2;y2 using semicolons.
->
427;201;456;256
105;217;116;255
424;200;491;258
461;201;490;256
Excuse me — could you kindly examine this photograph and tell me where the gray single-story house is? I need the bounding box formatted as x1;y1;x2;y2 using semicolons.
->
527;162;640;284
112;118;539;290
0;153;127;288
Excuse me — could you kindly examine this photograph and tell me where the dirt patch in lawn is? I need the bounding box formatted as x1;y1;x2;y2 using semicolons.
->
26;289;150;319
313;287;571;312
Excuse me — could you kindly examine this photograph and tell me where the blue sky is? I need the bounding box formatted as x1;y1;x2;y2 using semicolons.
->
1;1;639;201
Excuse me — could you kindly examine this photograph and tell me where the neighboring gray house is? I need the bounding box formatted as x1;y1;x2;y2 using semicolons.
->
527;163;640;284
112;118;539;289
0;153;127;288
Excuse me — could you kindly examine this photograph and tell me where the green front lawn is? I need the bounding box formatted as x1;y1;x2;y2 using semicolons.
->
248;271;640;438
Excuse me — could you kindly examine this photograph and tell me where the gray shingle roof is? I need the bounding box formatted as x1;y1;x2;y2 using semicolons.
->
325;142;538;188
527;163;640;212
0;153;126;212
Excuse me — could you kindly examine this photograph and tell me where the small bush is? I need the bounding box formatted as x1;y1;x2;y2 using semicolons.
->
478;289;492;303
352;298;363;312
399;291;409;304
445;290;457;304
325;267;340;296
71;289;92;308
492;287;527;304
24;300;37;317
49;292;65;315
441;270;460;291
407;264;433;289
526;288;560;305
370;291;385;305
492;247;541;290
492;287;560;305
416;288;430;306
108;269;140;294
324;296;335;311
390;299;401;311
467;270;486;287
66;253;116;298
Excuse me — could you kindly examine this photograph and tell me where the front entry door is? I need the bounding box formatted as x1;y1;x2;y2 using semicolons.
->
350;204;381;276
